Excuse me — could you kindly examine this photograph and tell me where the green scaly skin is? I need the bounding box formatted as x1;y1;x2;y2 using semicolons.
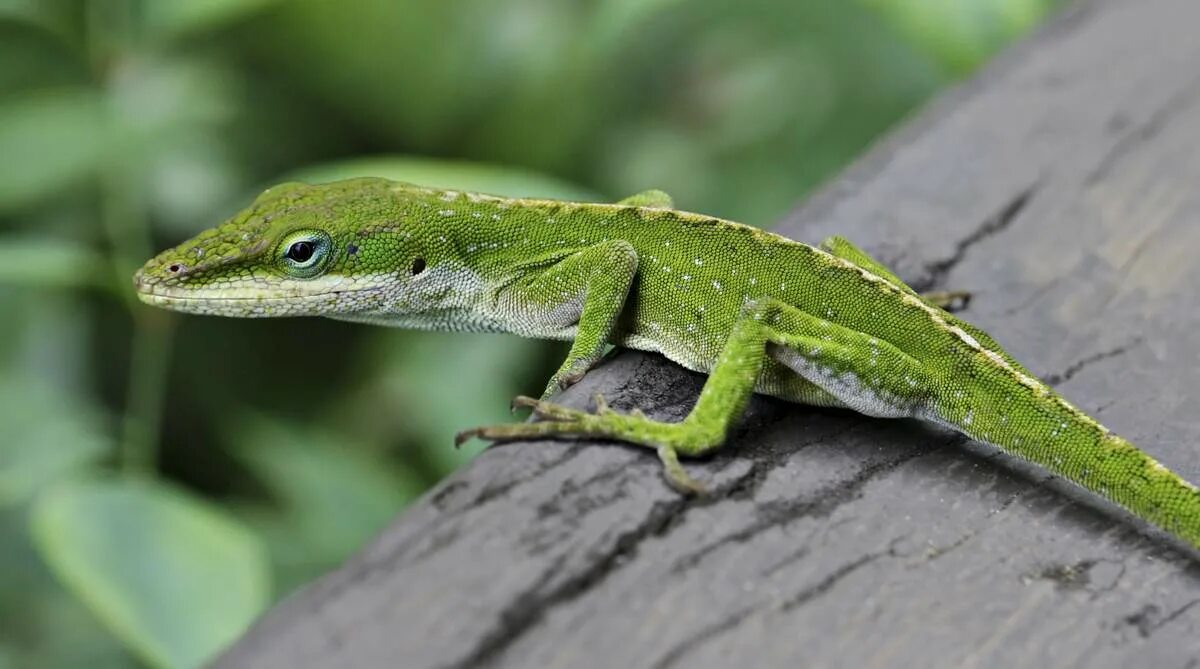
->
135;177;1200;549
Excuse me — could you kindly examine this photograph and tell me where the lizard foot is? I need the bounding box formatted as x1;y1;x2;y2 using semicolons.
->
455;395;707;494
539;367;593;400
921;289;972;311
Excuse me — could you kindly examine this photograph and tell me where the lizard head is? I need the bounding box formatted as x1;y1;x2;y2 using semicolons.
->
134;177;436;318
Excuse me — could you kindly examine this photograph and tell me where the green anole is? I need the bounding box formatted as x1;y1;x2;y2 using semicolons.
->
135;178;1200;550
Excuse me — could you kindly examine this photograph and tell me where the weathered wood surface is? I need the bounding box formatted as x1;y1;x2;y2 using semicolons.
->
217;0;1200;666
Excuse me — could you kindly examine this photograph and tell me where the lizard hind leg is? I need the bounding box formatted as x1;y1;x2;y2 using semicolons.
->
819;235;1031;374
819;235;971;311
764;308;934;419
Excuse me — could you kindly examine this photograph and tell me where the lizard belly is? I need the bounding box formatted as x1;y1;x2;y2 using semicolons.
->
620;332;840;408
619;332;712;374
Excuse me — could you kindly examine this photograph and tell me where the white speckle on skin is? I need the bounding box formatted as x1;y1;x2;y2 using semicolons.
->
438;209;455;217
694;258;703;266
712;281;722;291
948;326;981;350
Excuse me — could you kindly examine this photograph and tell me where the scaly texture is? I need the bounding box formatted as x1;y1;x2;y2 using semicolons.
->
135;177;1200;549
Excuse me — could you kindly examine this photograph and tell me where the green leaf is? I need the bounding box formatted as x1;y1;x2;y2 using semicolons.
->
30;478;269;669
0;505;136;669
0;378;110;506
0;88;108;211
287;156;600;201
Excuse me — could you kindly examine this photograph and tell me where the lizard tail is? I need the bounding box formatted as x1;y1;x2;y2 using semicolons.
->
926;381;1200;549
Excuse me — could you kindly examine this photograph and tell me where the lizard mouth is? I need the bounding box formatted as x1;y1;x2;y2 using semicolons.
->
134;273;385;317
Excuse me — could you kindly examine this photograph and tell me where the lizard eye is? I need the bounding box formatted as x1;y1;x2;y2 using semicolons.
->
279;231;332;277
286;241;314;263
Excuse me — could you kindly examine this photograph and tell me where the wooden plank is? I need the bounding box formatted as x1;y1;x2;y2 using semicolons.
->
216;1;1200;666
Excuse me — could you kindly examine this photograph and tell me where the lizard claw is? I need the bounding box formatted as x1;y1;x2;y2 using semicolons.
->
540;368;590;400
592;393;611;414
559;369;587;389
509;395;589;421
453;428;480;448
511;395;539;413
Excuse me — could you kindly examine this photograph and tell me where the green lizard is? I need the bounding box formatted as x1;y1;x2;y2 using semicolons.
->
134;177;1200;549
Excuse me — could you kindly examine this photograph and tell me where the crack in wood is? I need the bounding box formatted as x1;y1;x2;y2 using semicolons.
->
668;436;954;575
779;550;887;611
913;183;1039;292
446;495;695;669
649;606;760;669
1086;77;1200;185
1122;598;1200;639
1043;339;1143;386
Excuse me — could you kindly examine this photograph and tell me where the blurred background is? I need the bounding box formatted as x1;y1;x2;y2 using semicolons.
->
0;0;1059;666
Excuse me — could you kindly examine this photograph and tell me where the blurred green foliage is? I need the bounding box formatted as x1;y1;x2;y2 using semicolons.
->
0;0;1057;666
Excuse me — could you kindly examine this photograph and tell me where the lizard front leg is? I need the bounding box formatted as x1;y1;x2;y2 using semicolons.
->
819;235;1031;374
500;240;639;398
